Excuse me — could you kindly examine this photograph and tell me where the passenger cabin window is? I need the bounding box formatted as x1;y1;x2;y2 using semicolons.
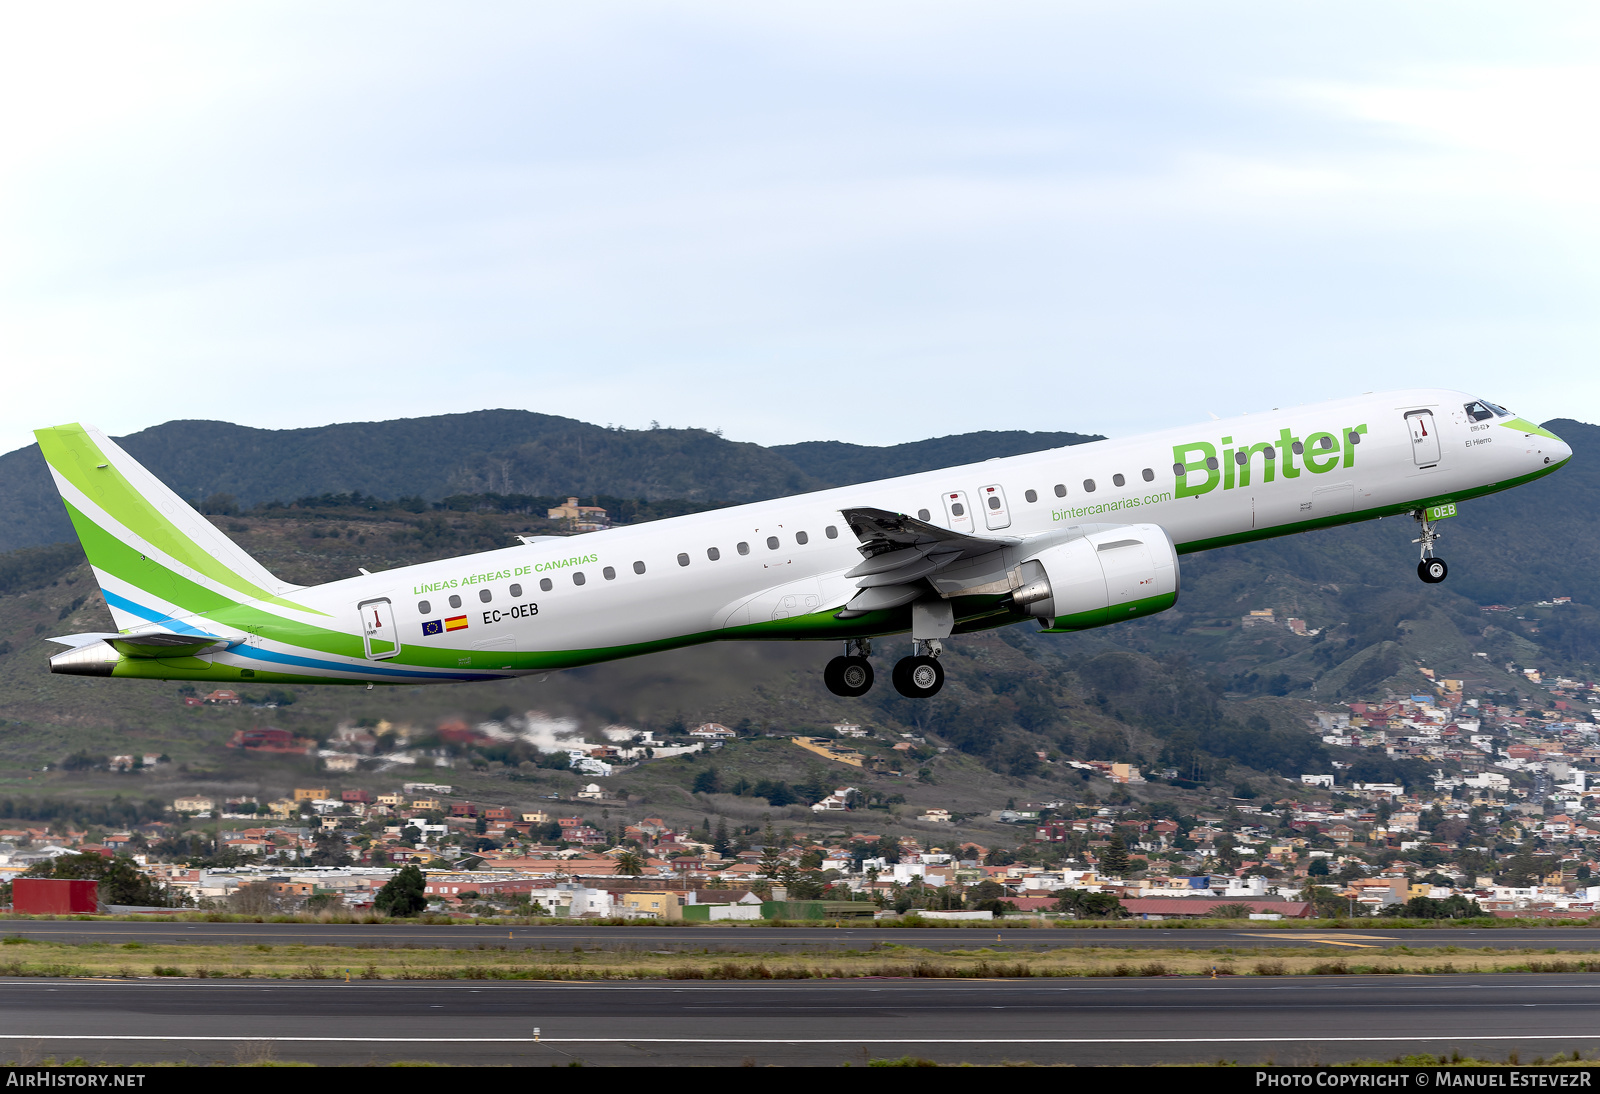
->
707;547;720;561
1292;441;1304;455
825;525;838;539
950;502;965;517
572;572;586;586
796;531;809;544
1024;489;1037;503
917;509;931;521
1318;437;1333;450
1054;484;1066;497
1264;446;1276;460
1112;473;1125;487
1234;451;1247;465
448;595;462;609
603;566;616;580
1141;468;1153;482
539;578;552;592
418;600;431;615
633;561;646;574
766;536;779;550
1206;456;1220;469
677;553;690;567
1083;479;1096;493
479;589;492;603
986;495;1001;510
1347;431;1362;445
737;541;750;555
509;584;521;598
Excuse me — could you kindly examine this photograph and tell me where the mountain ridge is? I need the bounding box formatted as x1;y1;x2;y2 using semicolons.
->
0;411;1102;553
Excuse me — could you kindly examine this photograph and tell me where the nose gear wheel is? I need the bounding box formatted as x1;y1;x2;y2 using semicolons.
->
1412;510;1448;584
1418;557;1448;584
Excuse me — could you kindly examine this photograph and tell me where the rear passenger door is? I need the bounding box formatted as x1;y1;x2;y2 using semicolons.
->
358;598;400;660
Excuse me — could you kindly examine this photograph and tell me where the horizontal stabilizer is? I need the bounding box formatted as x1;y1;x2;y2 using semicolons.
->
47;627;238;659
46;632;122;650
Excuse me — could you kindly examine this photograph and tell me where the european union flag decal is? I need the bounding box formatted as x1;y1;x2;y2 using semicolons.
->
421;619;443;637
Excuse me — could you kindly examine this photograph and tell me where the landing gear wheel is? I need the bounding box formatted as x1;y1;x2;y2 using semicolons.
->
824;655;874;697
1418;557;1448;584
892;655;945;698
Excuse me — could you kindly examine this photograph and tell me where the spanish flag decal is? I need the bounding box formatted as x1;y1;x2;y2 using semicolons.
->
444;615;469;632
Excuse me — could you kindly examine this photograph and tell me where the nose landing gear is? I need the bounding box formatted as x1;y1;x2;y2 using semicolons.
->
824;637;875;697
1414;511;1448;584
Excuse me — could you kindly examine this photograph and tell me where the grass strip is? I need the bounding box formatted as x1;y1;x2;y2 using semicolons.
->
6;937;1600;980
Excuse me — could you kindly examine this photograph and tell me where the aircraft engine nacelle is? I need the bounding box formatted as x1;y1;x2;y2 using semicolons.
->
1012;523;1180;631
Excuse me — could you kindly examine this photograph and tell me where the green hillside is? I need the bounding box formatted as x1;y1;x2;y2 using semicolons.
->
0;413;1103;552
772;430;1100;486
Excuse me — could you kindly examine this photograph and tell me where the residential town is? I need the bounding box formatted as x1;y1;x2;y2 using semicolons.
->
7;625;1600;922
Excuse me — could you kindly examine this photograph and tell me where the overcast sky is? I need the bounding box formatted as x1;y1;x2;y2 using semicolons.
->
1;2;1595;455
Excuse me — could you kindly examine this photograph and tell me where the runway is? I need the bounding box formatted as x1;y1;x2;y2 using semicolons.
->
4;919;1600;952
3;974;1600;1066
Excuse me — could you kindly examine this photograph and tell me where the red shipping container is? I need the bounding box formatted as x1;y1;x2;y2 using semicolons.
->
12;878;99;914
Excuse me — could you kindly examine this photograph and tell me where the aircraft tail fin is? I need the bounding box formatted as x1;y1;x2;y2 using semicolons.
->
33;423;304;631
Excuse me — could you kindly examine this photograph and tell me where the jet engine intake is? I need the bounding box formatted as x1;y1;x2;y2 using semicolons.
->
1015;523;1179;631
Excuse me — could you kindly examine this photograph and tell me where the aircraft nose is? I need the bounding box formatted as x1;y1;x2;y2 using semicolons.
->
1543;426;1574;467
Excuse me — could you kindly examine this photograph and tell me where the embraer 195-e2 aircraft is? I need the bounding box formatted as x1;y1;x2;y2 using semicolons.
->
37;389;1570;700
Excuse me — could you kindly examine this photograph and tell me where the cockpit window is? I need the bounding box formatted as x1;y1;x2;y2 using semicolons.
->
1465;400;1511;421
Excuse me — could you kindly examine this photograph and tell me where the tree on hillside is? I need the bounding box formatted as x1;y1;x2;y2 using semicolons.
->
1385;895;1484;919
614;850;645;877
1099;834;1131;876
375;864;428;917
692;767;721;795
1054;890;1125;919
308;828;352;867
1301;884;1349;919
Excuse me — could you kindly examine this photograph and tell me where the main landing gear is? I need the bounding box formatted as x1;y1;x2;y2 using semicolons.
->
892;641;945;699
1413;511;1448;584
823;637;948;698
824;638;875;697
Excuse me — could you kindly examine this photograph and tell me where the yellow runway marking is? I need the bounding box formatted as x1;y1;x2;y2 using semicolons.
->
1236;933;1395;949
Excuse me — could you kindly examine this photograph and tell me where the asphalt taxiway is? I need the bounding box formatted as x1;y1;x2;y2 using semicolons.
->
3;974;1599;1066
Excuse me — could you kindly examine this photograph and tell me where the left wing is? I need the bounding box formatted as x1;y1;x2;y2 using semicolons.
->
836;507;1021;616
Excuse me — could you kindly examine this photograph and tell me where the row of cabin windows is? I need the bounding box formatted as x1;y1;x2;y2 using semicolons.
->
915;435;1356;516
912;467;1162;521
419;584;529;613
418;525;842;611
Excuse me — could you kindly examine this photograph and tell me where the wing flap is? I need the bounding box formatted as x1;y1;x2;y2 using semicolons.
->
835;507;1025;617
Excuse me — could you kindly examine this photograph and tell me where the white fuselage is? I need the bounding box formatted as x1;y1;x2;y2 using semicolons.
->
225;387;1563;683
